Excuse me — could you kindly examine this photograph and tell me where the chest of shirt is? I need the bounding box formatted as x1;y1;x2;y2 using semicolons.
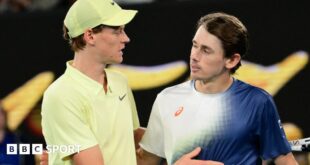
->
159;93;258;146
84;90;133;140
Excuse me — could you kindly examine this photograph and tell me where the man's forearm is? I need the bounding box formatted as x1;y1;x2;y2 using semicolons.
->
136;147;162;165
73;145;104;165
134;127;146;149
274;152;298;165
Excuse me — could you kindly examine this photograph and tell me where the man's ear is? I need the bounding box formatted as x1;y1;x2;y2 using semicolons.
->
225;53;241;69
83;29;95;45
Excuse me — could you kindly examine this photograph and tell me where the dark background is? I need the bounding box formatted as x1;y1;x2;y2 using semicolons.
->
1;0;310;138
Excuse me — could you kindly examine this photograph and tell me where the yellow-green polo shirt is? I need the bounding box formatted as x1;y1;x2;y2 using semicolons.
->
41;61;139;165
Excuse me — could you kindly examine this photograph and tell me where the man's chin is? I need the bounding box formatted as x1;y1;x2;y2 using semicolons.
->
190;73;199;80
106;60;122;65
190;75;205;81
113;58;123;64
117;59;123;64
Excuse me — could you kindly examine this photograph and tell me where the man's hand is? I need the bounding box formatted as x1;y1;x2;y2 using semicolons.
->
134;127;146;149
40;150;48;165
174;147;224;165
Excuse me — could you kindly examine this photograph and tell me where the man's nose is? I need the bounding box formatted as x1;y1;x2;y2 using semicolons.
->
122;31;130;43
190;49;200;62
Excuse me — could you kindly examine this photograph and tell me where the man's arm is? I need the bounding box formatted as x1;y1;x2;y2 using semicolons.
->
40;150;48;165
137;147;224;165
134;127;146;149
40;145;104;165
136;147;162;165
72;145;104;165
135;127;162;165
274;152;298;165
173;147;224;165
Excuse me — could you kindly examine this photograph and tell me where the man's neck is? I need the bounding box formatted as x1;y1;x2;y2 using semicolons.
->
195;75;233;94
72;51;107;85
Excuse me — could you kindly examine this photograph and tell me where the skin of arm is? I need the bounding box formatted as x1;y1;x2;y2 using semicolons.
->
134;127;146;149
136;147;224;165
274;152;298;165
134;127;162;165
173;147;224;165
135;126;163;165
72;145;104;165
136;147;162;165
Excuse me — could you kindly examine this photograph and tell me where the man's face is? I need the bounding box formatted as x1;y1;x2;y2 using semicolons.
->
190;26;228;82
92;25;130;64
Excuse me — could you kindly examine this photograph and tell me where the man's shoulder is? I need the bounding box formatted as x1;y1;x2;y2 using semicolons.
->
159;80;192;96
234;79;272;102
44;74;85;101
45;75;72;94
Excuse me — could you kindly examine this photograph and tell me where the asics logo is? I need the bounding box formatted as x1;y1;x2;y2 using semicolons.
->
174;106;184;117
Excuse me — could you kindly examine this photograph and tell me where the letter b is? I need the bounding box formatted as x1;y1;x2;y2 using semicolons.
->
6;144;17;155
19;144;30;155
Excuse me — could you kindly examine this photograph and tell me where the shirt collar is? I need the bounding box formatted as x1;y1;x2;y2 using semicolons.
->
64;61;103;95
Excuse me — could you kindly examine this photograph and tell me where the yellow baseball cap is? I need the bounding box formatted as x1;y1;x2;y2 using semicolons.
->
64;0;138;38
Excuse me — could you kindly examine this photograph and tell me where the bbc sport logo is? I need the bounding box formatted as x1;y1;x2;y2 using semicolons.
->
6;144;81;155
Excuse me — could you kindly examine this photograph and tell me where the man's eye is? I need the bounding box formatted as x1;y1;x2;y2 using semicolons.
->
113;29;122;34
203;49;212;54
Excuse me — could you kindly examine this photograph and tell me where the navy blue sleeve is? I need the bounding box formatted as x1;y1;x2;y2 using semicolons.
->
258;95;291;160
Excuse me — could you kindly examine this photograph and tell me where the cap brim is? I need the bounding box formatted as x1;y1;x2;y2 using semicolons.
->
103;9;137;26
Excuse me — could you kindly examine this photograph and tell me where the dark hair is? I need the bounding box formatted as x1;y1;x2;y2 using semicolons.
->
197;12;249;74
63;24;119;52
